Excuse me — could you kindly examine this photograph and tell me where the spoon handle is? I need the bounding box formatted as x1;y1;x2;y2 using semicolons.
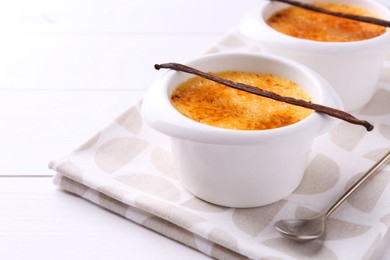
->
324;151;390;219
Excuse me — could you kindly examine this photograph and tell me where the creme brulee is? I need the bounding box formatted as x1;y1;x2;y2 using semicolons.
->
266;3;386;42
170;71;313;130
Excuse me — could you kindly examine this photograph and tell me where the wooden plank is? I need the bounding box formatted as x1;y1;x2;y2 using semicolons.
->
0;90;144;175
0;34;219;90
0;177;210;259
0;0;259;33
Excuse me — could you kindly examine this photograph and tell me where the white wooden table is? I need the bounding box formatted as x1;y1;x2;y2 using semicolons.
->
1;0;389;259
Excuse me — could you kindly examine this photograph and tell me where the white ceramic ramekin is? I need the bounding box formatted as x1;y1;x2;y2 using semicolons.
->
239;0;390;111
142;52;342;208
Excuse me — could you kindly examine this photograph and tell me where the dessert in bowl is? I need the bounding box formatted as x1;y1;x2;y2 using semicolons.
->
170;70;314;130
239;0;390;111
142;52;342;208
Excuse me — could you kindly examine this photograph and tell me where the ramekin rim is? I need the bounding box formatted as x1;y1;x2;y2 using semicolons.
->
142;52;343;145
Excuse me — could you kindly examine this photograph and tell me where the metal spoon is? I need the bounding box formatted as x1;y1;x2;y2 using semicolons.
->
274;151;390;242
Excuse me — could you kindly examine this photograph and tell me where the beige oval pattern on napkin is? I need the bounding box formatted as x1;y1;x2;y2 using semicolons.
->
97;185;132;202
142;216;199;250
98;191;129;216
151;146;177;179
208;228;240;256
208;227;249;260
181;197;228;213
115;173;181;202
380;214;390;228
379;124;390;140
232;200;287;237
95;137;148;173
74;132;100;152
210;244;248;260
135;195;205;229
359;88;390;116
294;154;340;195
329;122;367;151
363;234;384;260
364;149;390;162
346;170;390;213
116;103;143;135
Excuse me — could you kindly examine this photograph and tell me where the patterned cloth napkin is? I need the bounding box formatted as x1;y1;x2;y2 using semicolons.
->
49;29;390;259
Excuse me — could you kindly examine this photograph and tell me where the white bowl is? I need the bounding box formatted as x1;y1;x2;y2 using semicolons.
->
239;0;390;111
142;52;342;208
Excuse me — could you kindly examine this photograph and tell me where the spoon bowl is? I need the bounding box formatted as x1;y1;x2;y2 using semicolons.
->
275;215;326;241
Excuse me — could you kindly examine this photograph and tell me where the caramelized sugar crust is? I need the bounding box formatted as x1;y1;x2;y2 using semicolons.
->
266;3;386;42
170;71;313;130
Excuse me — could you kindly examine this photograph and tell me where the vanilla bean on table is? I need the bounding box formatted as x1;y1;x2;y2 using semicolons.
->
154;62;374;131
270;0;390;28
